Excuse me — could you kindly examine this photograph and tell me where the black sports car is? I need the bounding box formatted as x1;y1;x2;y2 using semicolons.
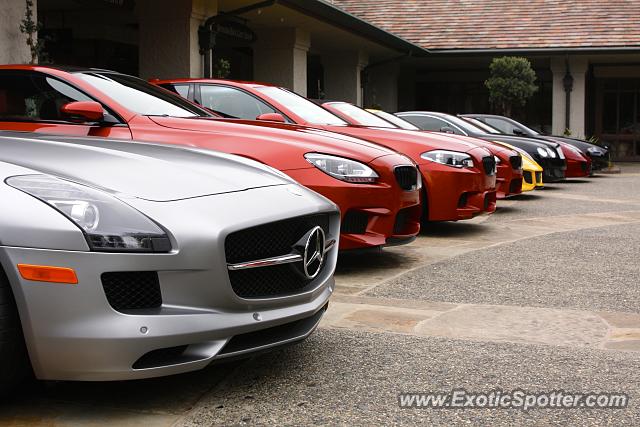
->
461;114;609;171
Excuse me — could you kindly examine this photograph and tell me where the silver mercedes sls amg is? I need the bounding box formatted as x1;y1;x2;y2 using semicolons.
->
0;131;339;390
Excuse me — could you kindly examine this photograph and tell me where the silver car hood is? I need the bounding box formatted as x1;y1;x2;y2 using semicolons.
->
0;132;290;201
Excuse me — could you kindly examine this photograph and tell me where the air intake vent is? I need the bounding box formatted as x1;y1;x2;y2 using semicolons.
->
394;166;418;190
102;271;162;312
341;211;368;234
509;155;522;170
225;214;333;299
225;214;330;264
482;156;496;176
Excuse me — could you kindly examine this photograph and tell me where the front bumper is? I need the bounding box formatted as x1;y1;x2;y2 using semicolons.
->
495;160;523;199
565;157;592;178
1;186;338;381
286;155;421;251
420;159;497;222
588;152;609;171
536;157;566;182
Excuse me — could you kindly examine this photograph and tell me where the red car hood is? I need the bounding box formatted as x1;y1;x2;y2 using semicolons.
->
438;133;518;158
147;116;396;169
320;125;486;161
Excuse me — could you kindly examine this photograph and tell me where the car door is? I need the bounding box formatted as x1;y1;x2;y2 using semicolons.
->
0;71;132;139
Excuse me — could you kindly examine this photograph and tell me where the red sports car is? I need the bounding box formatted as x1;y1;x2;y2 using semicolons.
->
0;65;422;250
156;79;499;222
557;142;592;178
321;101;524;199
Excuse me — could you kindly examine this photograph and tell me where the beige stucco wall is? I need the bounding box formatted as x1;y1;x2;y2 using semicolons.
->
0;0;33;64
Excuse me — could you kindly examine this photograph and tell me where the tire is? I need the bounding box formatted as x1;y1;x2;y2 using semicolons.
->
0;267;30;395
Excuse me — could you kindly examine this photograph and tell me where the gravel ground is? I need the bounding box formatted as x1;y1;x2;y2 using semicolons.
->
366;223;640;313
485;190;640;221
178;328;639;426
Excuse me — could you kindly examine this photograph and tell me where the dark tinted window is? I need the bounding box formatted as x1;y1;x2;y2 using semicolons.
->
0;72;94;122
484;117;515;134
199;85;275;119
399;114;464;134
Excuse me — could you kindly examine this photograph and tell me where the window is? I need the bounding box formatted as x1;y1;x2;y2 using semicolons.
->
198;85;275;119
600;79;640;135
171;84;190;99
78;72;210;117
399;115;464;135
369;110;420;130
0;72;94;122
484;117;514;134
255;86;347;125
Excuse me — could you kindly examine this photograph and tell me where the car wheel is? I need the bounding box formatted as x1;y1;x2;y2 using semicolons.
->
0;267;30;395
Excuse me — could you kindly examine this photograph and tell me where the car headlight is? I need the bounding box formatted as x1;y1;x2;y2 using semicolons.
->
421;150;474;168
587;147;604;155
546;147;557;158
304;153;378;183
7;175;171;252
536;147;549;158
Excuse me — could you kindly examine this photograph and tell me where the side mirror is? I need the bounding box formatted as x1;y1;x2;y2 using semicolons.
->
440;126;455;134
60;101;105;122
256;112;286;123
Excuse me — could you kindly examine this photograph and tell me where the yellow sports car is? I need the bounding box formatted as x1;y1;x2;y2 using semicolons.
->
490;141;544;191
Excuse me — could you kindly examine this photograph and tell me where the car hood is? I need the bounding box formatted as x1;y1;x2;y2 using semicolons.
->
322;125;481;159
0;132;290;202
476;133;550;150
435;133;517;157
538;135;607;155
147;116;394;165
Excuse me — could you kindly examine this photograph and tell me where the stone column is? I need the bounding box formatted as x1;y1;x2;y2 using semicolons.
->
323;50;369;105
0;0;33;64
253;28;310;96
137;0;217;79
551;56;588;138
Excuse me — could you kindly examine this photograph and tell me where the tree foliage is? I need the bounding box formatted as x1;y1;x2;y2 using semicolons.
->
485;56;538;116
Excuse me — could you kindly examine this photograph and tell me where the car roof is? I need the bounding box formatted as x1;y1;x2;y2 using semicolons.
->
0;64;120;74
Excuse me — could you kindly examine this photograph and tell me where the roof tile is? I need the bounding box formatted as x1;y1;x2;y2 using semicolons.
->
330;0;640;50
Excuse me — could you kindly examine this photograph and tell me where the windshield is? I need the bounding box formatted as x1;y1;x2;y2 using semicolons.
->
436;114;493;134
464;117;501;134
78;73;212;117
368;110;420;130
512;119;540;135
326;103;396;128
255;86;347;125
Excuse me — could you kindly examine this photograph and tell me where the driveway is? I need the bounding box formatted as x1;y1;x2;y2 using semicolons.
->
3;165;640;426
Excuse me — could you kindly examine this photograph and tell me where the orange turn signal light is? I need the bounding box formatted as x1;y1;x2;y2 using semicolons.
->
17;264;78;285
